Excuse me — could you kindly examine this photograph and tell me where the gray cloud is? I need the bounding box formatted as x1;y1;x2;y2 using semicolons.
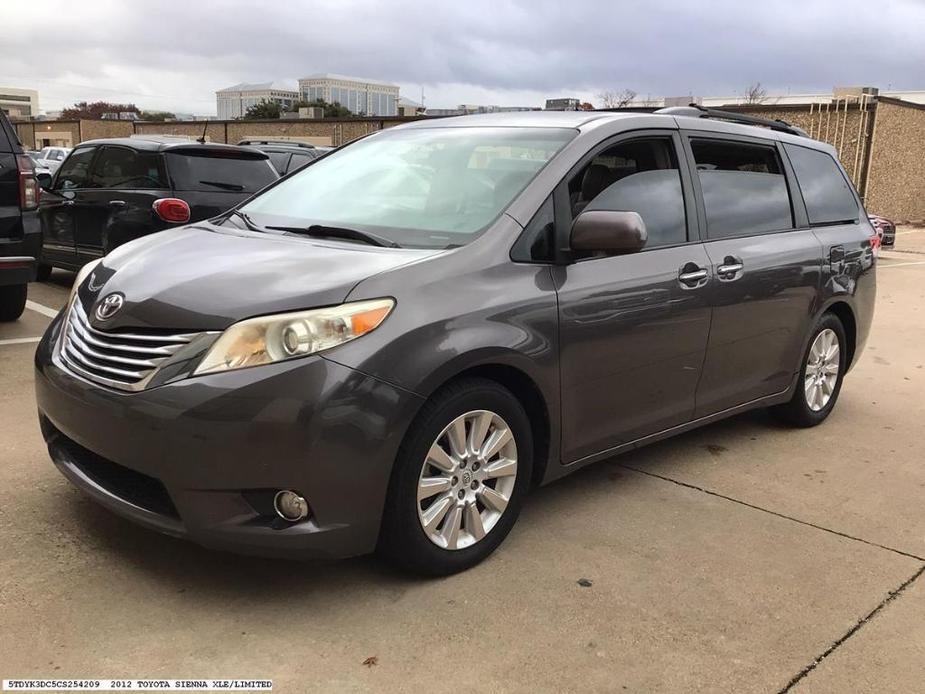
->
1;0;923;113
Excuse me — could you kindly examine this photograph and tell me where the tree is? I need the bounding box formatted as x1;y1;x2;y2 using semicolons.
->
293;99;353;118
61;101;139;119
597;89;637;109
579;102;595;111
138;110;176;121
243;100;283;119
743;82;768;105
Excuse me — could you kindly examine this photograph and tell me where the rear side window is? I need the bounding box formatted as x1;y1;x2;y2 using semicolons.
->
56;147;96;190
91;146;167;189
165;151;277;193
691;139;793;238
784;144;858;225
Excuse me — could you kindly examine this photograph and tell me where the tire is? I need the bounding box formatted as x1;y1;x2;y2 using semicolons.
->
0;283;27;322
35;263;53;282
772;312;847;427
378;378;533;575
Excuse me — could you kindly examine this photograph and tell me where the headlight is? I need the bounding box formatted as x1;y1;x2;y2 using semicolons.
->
69;258;103;303
194;298;395;375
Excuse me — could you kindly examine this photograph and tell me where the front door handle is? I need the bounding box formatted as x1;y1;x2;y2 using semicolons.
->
108;200;126;207
679;264;709;288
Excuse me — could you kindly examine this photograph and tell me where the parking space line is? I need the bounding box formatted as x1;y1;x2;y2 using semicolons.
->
878;259;925;269
0;337;42;346
25;300;60;319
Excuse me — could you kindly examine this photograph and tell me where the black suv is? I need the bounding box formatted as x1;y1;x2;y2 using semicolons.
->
37;137;278;275
0;109;40;321
238;139;326;175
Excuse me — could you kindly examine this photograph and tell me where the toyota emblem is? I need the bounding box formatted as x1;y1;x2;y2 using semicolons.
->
95;293;124;321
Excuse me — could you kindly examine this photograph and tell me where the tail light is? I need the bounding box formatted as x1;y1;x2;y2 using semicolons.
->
152;198;191;224
16;155;40;211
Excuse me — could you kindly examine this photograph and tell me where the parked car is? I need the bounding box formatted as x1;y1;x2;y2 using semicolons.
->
868;213;896;248
35;108;876;575
0;110;40;321
237;139;325;175
36;136;278;277
34;146;71;173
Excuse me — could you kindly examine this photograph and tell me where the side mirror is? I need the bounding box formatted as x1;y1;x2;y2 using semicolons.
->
570;210;647;255
36;173;53;190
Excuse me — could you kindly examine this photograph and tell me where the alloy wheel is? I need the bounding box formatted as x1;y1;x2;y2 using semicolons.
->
804;328;840;412
416;409;518;550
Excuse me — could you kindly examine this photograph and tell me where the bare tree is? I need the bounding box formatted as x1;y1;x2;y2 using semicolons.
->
597;88;637;109
743;82;768;105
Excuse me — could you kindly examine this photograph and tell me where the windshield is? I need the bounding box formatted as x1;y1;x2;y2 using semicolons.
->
240;126;575;248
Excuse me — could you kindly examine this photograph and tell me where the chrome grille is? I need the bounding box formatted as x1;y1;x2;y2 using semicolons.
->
60;299;205;391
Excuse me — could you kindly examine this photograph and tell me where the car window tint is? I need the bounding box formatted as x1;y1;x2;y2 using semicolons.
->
50;150;64;161
166;152;277;193
267;152;290;174
784;143;859;225
55;147;96;190
91;147;167;189
691;139;793;238
569;138;687;248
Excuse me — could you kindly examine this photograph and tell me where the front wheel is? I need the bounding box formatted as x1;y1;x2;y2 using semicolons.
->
378;378;532;575
772;313;847;427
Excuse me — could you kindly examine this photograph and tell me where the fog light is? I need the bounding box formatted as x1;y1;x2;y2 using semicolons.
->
274;490;310;522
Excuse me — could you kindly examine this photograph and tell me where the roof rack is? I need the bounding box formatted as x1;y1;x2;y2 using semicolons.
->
236;139;316;148
654;104;808;138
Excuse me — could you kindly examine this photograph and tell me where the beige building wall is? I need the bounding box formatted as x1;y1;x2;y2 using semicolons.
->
863;99;925;221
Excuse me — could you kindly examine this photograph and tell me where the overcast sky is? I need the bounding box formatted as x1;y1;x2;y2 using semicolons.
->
2;0;924;115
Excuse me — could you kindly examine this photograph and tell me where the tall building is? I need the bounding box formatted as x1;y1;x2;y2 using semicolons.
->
215;82;299;120
0;87;39;119
298;74;399;116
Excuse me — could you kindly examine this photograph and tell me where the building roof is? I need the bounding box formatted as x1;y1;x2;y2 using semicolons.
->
298;73;399;88
216;81;298;94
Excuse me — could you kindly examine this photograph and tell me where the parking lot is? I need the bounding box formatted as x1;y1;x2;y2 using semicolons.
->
1;228;923;692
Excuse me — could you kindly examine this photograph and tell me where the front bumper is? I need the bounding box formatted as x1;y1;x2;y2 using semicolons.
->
34;314;424;559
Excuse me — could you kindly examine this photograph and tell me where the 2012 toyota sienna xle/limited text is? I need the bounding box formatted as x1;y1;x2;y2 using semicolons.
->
35;107;876;575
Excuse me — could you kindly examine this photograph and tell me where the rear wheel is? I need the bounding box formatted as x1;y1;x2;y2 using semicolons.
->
0;283;27;322
772;313;847;427
378;378;532;575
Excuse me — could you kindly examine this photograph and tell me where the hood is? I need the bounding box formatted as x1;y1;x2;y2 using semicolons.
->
78;223;441;331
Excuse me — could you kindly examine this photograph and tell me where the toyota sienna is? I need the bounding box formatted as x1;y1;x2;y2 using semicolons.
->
34;108;876;575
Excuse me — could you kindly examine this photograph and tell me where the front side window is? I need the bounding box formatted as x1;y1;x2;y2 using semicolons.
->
567;137;687;248
691;139;793;238
241;127;575;248
55;147;96;190
91;147;167;189
784;144;858;225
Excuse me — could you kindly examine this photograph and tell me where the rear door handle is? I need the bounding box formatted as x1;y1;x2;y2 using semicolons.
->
679;264;709;288
716;255;744;281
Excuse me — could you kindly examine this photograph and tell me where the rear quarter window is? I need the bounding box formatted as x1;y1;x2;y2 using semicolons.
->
165;151;278;193
784;144;859;225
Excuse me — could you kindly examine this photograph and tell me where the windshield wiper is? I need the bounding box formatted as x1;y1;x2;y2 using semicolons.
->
228;209;264;232
266;224;401;248
199;180;245;191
